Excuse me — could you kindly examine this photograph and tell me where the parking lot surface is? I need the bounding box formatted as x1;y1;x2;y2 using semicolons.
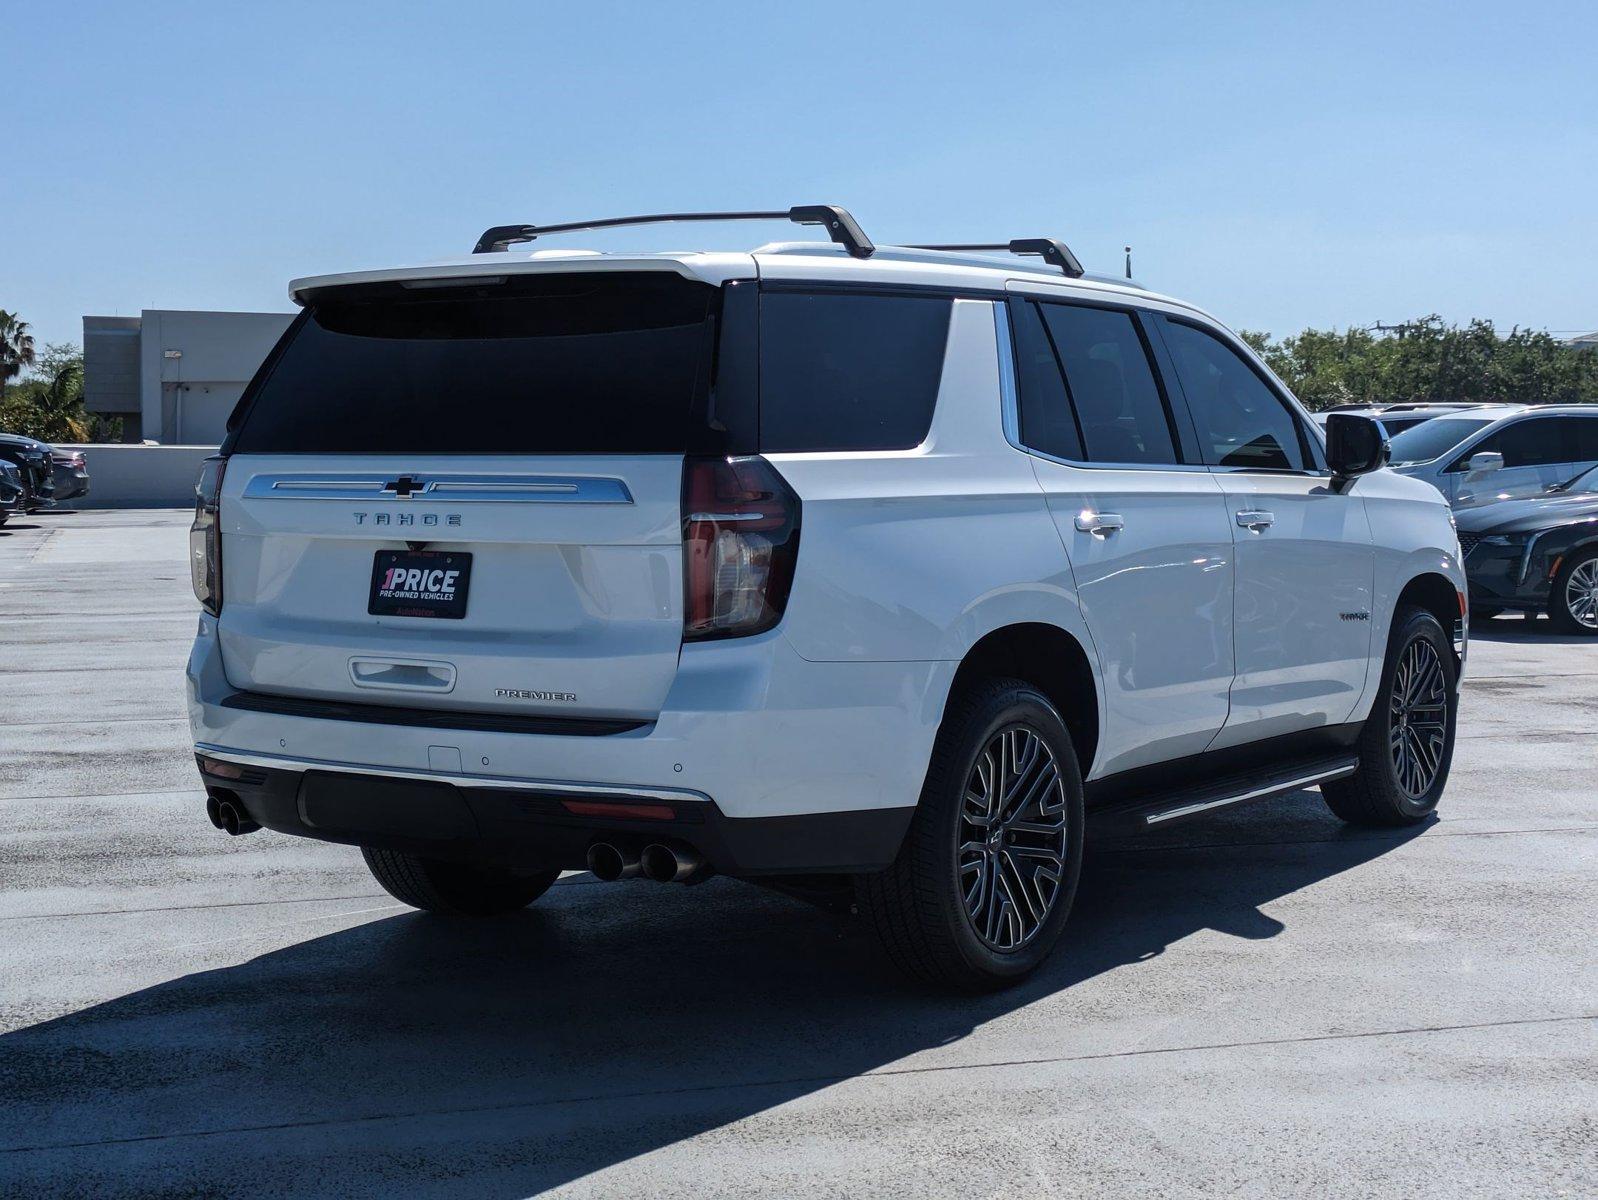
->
2;509;1595;1198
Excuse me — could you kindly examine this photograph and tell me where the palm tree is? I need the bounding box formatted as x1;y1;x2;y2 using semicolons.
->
0;310;37;397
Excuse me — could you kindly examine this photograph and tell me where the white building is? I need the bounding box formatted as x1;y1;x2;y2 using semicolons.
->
83;309;295;444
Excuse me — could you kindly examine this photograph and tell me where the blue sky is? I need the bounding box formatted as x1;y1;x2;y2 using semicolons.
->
4;0;1595;349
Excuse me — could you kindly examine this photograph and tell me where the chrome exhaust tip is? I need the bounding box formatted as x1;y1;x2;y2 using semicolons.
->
586;841;641;882
640;843;704;884
205;795;224;830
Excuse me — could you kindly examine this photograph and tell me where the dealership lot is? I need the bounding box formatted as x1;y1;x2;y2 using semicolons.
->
1;510;1595;1198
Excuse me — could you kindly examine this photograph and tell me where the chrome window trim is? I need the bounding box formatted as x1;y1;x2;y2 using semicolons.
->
241;472;635;504
993;299;1209;475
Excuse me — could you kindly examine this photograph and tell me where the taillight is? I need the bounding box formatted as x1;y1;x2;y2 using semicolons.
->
190;455;226;616
682;455;800;641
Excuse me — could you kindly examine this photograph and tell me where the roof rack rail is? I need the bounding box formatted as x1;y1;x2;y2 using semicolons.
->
907;238;1085;279
472;206;875;258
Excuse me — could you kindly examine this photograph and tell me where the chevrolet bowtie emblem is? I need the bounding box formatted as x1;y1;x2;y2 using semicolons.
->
381;475;431;498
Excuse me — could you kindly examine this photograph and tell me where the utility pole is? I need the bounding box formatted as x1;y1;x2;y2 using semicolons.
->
1369;320;1417;339
1124;246;1133;280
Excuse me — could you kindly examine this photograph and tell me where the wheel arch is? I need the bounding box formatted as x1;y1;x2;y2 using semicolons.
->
943;623;1101;777
1393;570;1464;668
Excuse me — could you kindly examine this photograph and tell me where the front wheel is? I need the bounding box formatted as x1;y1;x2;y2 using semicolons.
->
856;678;1085;990
1323;606;1458;827
362;848;559;915
1547;549;1598;636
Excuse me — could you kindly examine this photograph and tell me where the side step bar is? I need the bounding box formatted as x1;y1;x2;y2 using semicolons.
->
1090;754;1359;834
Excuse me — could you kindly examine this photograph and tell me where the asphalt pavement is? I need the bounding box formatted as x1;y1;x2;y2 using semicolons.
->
2;509;1594;1198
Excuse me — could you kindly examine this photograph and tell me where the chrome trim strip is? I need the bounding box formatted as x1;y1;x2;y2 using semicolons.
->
193;742;711;804
1143;760;1358;825
242;473;633;504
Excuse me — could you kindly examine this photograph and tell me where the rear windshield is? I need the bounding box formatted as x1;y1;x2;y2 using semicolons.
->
228;273;728;454
1386;417;1492;464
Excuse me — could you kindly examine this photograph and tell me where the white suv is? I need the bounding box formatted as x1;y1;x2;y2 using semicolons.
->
186;207;1467;988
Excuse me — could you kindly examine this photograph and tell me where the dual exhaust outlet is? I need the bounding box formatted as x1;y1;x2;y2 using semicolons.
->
586;840;704;884
205;793;260;837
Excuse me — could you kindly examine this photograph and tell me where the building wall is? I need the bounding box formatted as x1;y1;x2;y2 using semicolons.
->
82;316;143;440
56;443;221;508
138;310;295;444
82;309;295;444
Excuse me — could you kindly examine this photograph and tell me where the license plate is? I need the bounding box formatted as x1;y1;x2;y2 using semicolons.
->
369;549;472;619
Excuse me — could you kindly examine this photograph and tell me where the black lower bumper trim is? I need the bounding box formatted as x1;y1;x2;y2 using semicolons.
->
220;689;648;737
196;757;913;877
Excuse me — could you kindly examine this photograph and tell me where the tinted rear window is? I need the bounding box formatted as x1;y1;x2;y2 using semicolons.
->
758;292;951;452
229;273;728;454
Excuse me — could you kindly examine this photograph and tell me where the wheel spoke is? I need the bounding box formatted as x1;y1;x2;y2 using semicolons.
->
957;723;1069;951
1387;636;1451;799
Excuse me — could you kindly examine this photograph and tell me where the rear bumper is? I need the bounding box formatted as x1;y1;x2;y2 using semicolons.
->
196;750;913;875
188;614;950;862
50;467;89;501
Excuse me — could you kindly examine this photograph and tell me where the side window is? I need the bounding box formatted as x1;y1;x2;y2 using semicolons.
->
1012;300;1084;461
1163;320;1307;471
1037;303;1179;465
1456;418;1568;470
1577;417;1598;462
758;292;952;452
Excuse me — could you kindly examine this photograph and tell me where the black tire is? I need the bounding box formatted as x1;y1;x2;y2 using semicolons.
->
362;848;559;915
856;678;1085;991
1546;548;1598;636
1322;606;1457;827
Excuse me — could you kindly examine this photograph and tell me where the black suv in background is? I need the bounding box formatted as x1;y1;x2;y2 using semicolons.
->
0;433;60;510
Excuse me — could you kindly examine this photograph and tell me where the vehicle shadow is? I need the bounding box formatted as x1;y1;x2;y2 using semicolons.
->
1470;614;1597;645
0;792;1428;1198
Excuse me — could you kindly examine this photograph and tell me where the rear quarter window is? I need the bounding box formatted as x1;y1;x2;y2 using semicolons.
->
757;292;952;452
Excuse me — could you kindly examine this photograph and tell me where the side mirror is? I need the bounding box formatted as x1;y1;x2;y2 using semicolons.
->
1325;413;1389;480
1466;451;1504;474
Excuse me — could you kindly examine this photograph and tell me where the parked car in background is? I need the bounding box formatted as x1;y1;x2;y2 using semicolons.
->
49;445;90;501
0;460;23;525
1458;462;1598;633
1385;404;1598;509
1311;402;1518;438
185;207;1467;989
0;433;56;510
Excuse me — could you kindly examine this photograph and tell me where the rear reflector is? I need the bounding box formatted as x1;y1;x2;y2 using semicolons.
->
197;755;246;780
561;800;677;821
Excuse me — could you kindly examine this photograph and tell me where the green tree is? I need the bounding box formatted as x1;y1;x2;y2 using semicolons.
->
0;310;37;397
0;342;99;442
1245;316;1598;410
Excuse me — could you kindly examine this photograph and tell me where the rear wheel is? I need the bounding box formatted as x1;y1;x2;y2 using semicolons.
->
362;848;559;915
1323;606;1457;827
857;678;1084;990
1547;549;1598;636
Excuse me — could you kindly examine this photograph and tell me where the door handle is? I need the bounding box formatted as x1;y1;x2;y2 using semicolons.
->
1236;509;1275;531
1074;510;1125;535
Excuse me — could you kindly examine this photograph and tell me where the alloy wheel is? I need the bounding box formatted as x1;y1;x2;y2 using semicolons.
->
1388;637;1449;799
1565;559;1598;629
958;725;1069;951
